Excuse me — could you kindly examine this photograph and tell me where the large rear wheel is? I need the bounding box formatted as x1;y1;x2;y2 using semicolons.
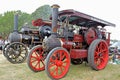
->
88;39;109;70
27;45;45;72
45;47;70;80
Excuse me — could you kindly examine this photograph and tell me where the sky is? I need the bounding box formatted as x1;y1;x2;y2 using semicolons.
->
0;0;120;40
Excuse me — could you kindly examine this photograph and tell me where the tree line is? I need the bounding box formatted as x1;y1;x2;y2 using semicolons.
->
0;5;51;38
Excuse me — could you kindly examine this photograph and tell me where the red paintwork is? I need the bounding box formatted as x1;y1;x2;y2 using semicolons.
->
106;32;111;46
94;41;108;70
70;49;87;59
73;34;83;42
32;18;51;26
60;34;83;50
60;39;73;50
32;19;44;26
47;49;70;79
29;46;45;71
85;27;98;45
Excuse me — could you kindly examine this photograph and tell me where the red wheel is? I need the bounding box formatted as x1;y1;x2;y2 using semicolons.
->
88;39;109;70
27;45;45;72
45;47;70;80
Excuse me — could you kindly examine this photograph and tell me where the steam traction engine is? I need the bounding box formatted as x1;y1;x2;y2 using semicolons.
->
27;5;115;80
3;14;52;64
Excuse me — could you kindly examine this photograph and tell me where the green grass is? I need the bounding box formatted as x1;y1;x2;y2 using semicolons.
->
0;54;120;80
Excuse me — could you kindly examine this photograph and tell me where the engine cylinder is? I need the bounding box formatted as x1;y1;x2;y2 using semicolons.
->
8;32;21;42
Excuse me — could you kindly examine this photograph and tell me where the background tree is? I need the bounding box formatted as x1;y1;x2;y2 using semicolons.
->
0;5;51;38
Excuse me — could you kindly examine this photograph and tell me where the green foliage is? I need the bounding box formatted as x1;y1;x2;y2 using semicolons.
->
0;5;51;38
31;5;51;20
0;11;15;36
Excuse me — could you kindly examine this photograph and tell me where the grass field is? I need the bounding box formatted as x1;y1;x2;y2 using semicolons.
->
0;54;120;80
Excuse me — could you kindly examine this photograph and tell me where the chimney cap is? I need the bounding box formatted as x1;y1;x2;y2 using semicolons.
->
51;4;60;8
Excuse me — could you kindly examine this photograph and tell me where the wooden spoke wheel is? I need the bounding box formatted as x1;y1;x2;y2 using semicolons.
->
88;39;109;70
27;45;45;72
5;42;28;64
45;47;70;80
3;43;10;58
71;58;83;65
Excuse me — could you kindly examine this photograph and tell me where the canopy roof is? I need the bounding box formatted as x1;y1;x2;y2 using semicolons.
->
58;9;115;27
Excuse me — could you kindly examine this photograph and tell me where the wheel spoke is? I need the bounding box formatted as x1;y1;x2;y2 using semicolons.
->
34;52;39;58
38;61;41;69
61;53;66;61
31;59;38;63
50;66;57;76
61;64;66;70
20;55;25;59
31;55;38;59
62;59;68;63
100;57;104;63
59;51;62;61
101;49;107;53
60;66;63;73
56;67;59;76
41;60;45;66
49;63;56;68
34;61;39;68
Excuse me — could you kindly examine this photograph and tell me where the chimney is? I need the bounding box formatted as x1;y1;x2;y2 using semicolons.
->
14;13;18;32
51;4;60;33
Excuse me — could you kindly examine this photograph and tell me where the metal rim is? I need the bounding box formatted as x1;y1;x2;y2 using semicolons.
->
2;43;10;57
45;47;70;80
88;39;108;70
27;45;45;72
5;42;28;64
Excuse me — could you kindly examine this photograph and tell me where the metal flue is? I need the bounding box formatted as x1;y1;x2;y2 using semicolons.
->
14;13;18;32
51;4;60;33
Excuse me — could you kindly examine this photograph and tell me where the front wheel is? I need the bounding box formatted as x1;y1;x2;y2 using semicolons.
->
88;39;109;70
27;45;45;72
45;47;70;80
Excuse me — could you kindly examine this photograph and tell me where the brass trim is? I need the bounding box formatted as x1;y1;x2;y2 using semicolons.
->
59;39;63;47
51;4;60;8
19;34;22;42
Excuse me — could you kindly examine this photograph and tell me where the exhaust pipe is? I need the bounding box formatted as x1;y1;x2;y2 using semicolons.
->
51;4;60;33
14;13;18;32
8;13;20;42
42;4;61;51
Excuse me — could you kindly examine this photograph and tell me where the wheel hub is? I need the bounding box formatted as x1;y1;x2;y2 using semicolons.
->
14;51;20;57
15;51;19;55
98;53;103;57
37;56;42;61
56;60;63;66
